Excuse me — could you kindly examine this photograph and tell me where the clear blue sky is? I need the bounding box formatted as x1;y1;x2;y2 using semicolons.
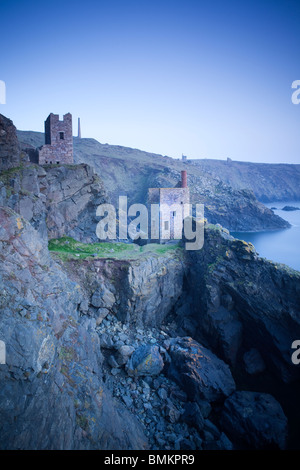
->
1;0;300;163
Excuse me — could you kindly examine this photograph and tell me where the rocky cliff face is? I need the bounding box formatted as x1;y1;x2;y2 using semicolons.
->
57;250;186;328
44;164;107;242
193;159;300;202
0;204;236;450
0;206;147;450
0;115;299;450
0;162;107;243
185;224;300;384
0;114;22;171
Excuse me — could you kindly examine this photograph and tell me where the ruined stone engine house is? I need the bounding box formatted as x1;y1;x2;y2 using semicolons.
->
148;170;190;240
38;113;73;165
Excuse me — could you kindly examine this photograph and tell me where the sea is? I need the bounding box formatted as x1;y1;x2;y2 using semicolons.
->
231;201;300;272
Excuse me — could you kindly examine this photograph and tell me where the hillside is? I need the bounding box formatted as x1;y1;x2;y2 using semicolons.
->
17;131;300;203
17;130;289;232
194;159;300;202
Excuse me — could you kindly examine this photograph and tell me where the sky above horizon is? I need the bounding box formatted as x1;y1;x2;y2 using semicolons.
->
1;0;300;163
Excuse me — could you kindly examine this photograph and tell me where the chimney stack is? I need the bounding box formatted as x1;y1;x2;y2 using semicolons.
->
78;118;81;139
181;170;187;188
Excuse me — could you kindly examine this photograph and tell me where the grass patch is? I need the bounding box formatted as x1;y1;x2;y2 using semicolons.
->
48;236;182;260
0;166;24;192
0;165;23;180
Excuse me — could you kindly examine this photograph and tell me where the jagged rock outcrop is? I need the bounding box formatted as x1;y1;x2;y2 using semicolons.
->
201;187;289;231
0;114;22;171
0;115;108;242
0;207;148;450
0;162;107;243
44;164;107;242
56;251;187;328
0;164;48;240
220;391;288;449
186;224;300;383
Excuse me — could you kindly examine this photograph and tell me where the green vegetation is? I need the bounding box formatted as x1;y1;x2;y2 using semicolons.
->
76;412;89;432
205;223;224;232
207;254;226;274
0;165;39;198
0;165;23;180
48;236;181;260
0;166;24;194
58;346;76;362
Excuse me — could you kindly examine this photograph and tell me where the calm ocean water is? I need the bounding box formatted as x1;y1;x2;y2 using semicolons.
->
231;201;300;272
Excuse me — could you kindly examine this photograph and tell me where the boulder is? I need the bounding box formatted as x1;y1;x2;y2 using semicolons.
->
91;287;116;310
99;333;115;349
126;344;164;377
167;337;236;403
95;307;110;325
79;299;89;314
116;345;135;365
181;402;205;431
220;391;288;449
108;354;120;369
164;399;181;424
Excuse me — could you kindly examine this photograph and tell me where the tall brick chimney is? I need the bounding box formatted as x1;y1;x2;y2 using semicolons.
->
78;118;81;138
181;170;187;188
